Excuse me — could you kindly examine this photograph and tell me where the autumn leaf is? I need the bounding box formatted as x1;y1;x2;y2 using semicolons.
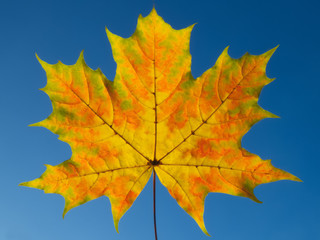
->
20;8;300;235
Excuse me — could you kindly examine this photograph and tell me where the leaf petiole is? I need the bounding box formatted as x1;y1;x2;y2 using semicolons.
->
153;169;158;240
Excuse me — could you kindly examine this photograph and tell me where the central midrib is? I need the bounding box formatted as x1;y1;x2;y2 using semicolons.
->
152;14;158;164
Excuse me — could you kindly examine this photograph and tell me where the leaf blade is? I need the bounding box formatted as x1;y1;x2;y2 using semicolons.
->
21;8;300;236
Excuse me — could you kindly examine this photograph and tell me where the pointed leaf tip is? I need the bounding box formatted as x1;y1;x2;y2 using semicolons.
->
151;6;157;15
62;208;68;219
114;218;120;233
201;224;210;237
270;112;280;119
79;49;84;57
293;176;303;182
105;26;115;40
263;45;278;60
35;53;50;69
76;50;85;65
28;121;43;127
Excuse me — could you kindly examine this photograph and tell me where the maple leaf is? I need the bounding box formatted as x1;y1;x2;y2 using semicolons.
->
21;8;300;235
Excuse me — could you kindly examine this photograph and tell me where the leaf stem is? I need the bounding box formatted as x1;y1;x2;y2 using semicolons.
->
153;169;158;240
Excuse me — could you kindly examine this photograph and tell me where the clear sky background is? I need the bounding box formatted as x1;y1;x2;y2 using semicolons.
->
1;0;319;239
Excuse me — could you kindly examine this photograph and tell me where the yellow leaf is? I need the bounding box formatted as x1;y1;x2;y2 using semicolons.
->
20;8;300;235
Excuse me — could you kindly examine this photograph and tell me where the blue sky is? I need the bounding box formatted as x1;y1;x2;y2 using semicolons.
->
1;0;319;239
